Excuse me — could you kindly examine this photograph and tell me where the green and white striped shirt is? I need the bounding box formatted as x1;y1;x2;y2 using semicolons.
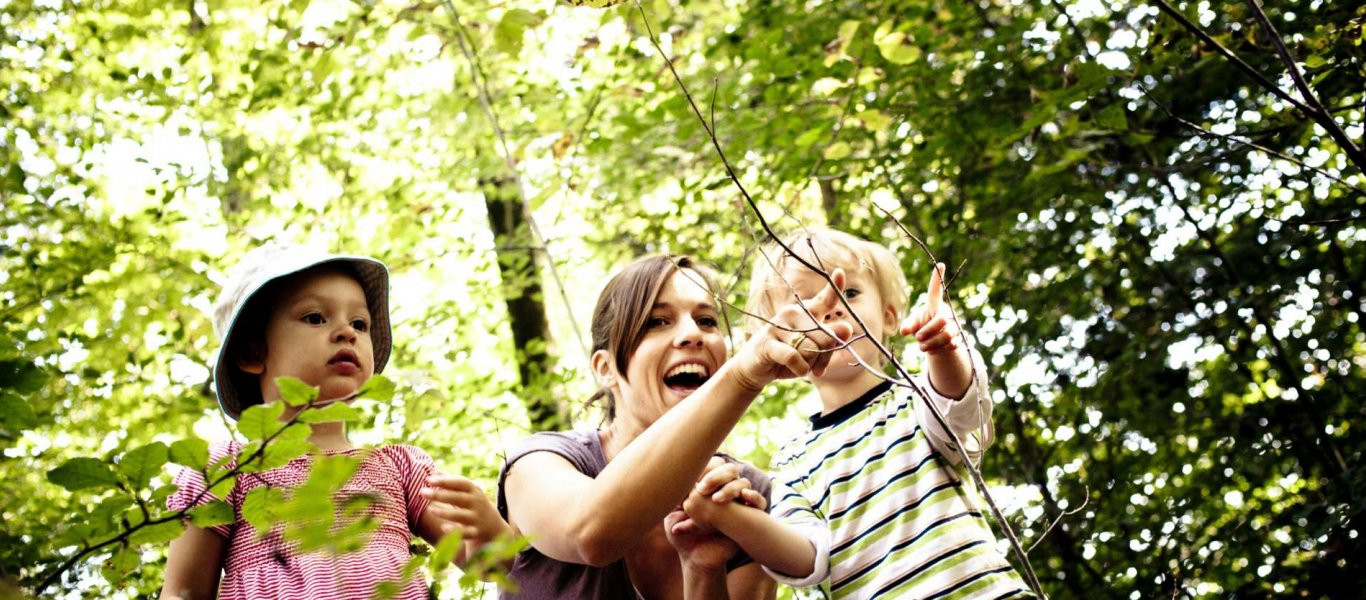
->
765;355;1030;599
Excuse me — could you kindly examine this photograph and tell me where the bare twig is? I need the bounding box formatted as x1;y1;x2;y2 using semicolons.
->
1139;85;1366;194
632;3;1047;597
1028;485;1091;553
1242;0;1366;172
1149;0;1313;115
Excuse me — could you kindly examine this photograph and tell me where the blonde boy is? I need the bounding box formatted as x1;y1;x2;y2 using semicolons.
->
677;228;1030;599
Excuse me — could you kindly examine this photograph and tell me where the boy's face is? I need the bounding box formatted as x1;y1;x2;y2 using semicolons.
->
239;268;375;409
776;262;897;383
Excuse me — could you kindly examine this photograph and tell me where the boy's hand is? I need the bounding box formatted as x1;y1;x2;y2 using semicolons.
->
900;263;963;356
694;457;766;509
421;473;512;544
670;458;766;536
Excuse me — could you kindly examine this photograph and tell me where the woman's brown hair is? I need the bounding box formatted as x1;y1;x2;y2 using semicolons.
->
587;254;717;422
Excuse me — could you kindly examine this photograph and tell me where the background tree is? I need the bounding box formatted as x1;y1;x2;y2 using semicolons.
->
1;0;1361;597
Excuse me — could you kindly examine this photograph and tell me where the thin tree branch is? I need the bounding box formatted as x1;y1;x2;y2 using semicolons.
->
1140;85;1366;194
1149;0;1314;115
1243;0;1366;172
632;3;1048;596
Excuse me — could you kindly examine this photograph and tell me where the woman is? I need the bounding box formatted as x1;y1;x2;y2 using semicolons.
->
429;255;850;599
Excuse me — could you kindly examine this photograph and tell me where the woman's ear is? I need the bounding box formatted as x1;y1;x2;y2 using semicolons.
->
590;349;615;387
235;340;267;375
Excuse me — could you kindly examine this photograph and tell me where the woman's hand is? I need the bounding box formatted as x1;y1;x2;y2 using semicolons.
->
665;507;740;574
730;269;854;393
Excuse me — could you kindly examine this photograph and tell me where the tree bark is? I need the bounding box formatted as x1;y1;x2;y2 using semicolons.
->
482;175;563;431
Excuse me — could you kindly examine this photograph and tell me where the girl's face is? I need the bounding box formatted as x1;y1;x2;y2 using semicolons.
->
597;269;727;428
777;263;897;384
239;268;375;411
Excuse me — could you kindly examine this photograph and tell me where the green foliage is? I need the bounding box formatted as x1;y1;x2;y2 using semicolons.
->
3;0;1362;597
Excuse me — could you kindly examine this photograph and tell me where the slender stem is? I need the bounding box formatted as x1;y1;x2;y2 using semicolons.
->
632;3;1047;596
1242;0;1366;172
1149;0;1313;115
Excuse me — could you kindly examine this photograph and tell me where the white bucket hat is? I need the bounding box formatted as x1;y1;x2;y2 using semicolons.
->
210;243;391;420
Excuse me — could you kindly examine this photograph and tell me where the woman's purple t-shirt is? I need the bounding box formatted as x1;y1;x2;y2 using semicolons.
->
495;429;772;600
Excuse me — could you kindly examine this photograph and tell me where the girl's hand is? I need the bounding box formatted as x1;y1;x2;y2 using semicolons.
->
900;263;963;356
731;269;854;393
420;473;512;545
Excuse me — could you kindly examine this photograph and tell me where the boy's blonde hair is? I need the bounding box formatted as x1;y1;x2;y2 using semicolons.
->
744;228;908;339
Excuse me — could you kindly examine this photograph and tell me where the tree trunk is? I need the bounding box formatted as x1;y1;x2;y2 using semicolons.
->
482;175;564;431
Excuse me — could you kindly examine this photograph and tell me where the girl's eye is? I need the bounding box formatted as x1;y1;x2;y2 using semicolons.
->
302;313;325;325
351;319;369;332
645;316;668;329
843;288;862;299
697;316;719;328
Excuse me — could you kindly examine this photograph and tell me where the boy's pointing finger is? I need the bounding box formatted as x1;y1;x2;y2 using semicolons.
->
927;263;945;316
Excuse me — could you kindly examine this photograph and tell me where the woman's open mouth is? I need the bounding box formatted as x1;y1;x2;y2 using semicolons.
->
663;362;711;397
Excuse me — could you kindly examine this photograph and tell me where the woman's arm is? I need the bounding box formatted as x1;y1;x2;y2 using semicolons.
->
500;279;853;566
726;563;776;600
161;525;226;599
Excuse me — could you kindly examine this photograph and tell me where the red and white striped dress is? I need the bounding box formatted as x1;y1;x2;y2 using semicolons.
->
168;441;436;600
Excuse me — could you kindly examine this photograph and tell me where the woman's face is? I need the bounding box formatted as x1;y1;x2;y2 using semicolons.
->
604;269;727;427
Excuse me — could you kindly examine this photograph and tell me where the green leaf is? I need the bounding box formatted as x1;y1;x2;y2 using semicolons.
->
237;402;287;440
47;457;120;491
0;391;38;430
119;442;169;488
873;24;920;65
128;519;186;545
494;9;543;55
241;486;286;535
1095;103;1128;131
169;438;209;470
189;501;235;527
857;109;893;132
102;546;141;582
259;434;313;470
276;376;318;407
429;528;463;571
298;402;361;424
356;374;395;402
823;142;852;161
811;77;848;96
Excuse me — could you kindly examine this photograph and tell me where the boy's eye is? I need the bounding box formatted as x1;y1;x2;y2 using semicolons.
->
351;319;369;332
843;288;862;299
302;313;325;325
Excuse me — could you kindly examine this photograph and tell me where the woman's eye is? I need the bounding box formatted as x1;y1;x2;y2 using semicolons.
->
302;313;325;325
697;316;719;328
645;317;668;329
351;319;369;332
